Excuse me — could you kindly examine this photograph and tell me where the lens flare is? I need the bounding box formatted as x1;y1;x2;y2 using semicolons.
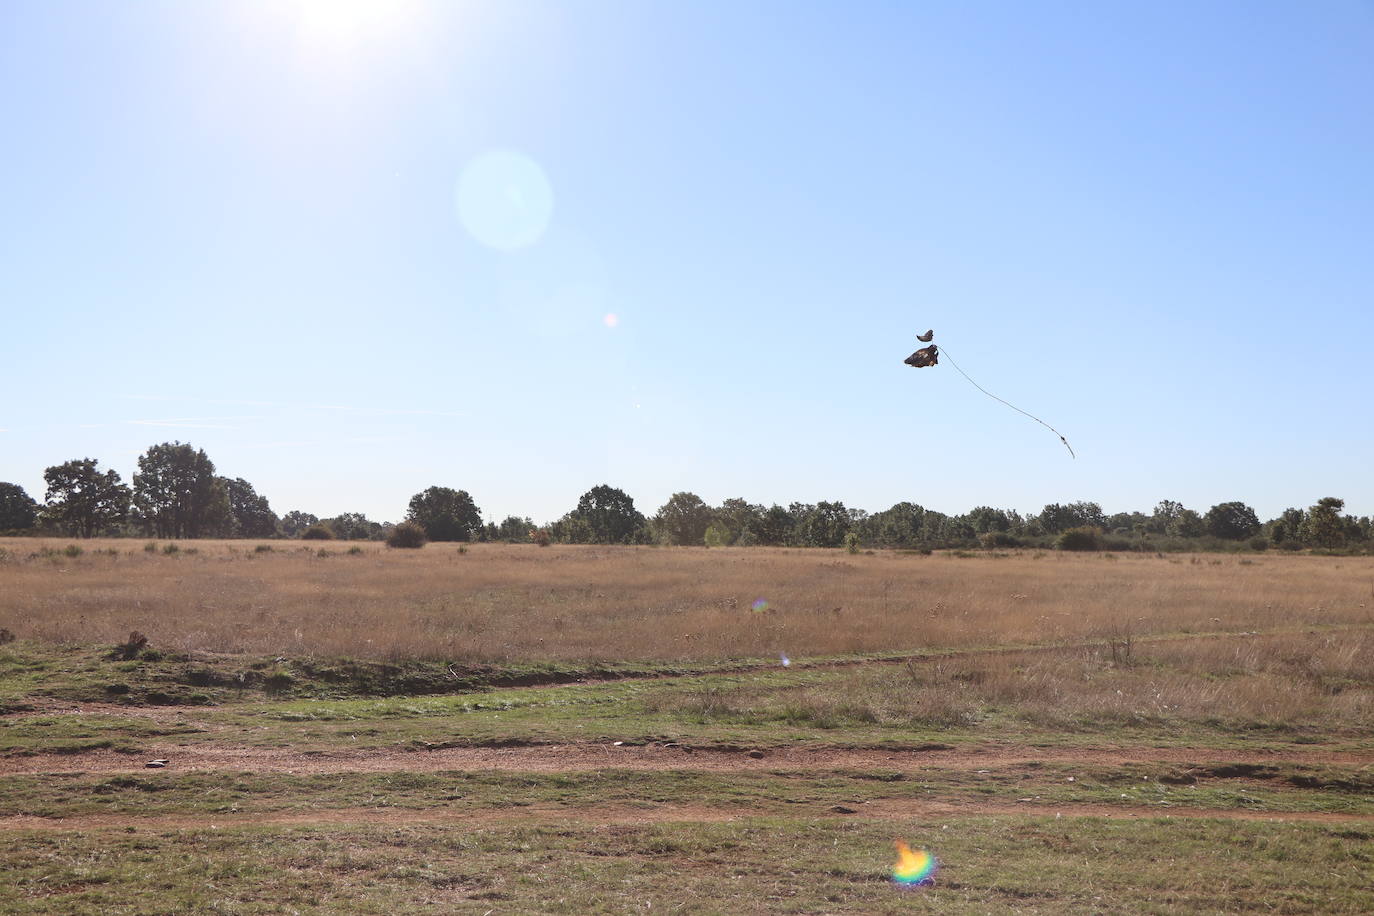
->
780;653;791;667
751;598;769;613
456;150;554;251
891;841;937;887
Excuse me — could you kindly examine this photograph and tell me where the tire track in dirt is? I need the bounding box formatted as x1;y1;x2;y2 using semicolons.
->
2;741;1370;776
2;799;1371;834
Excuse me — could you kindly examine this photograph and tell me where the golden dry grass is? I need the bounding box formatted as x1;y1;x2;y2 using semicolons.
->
647;630;1374;733
0;538;1371;662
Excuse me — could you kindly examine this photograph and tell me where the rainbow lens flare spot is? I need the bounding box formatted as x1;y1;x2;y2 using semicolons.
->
891;841;937;887
751;598;769;613
780;653;791;667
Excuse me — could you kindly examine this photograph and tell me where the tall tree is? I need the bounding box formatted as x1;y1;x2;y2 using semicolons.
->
132;442;219;538
493;515;535;542
1204;502;1261;540
572;484;646;544
865;502;927;547
714;498;763;546
792;501;851;547
1302;497;1347;548
406;487;483;541
1174;508;1206;538
1150;499;1185;535
223;477;279;538
748;504;794;546
42;458;130;537
0;482;38;531
964;506;1012;534
653;492;712;546
279;511;319;538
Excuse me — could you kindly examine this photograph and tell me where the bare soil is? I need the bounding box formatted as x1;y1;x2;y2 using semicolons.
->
4;797;1370;834
3;738;1370;776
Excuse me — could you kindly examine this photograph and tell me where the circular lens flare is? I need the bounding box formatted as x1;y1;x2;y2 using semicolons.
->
456;150;554;251
891;841;937;887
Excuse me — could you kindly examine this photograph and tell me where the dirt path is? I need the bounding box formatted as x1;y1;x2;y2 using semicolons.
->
3;798;1371;834
3;741;1370;776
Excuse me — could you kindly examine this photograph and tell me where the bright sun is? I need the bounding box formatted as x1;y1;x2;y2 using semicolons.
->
289;0;422;50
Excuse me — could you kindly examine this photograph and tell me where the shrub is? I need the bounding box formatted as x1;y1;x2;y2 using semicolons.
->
162;543;179;555
979;531;1023;549
254;544;273;553
114;631;148;660
144;542;157;553
347;546;363;555
844;531;861;554
301;524;335;541
63;544;82;558
1057;526;1105;551
530;528;552;547
1249;537;1270;552
386;521;428;549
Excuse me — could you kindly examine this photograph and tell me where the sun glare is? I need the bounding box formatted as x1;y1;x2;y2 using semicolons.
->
288;0;422;50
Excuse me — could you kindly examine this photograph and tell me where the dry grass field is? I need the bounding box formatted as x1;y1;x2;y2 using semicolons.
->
2;539;1372;913
2;538;1370;661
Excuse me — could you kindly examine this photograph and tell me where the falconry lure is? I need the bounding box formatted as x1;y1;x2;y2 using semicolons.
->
904;330;1075;458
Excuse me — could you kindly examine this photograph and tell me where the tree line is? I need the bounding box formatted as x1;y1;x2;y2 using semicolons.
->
0;442;1369;553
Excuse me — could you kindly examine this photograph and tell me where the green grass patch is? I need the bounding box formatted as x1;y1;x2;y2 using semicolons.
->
3;762;1370;820
1;817;1370;914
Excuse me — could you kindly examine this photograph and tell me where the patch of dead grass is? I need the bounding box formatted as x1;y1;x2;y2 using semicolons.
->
1;539;1370;663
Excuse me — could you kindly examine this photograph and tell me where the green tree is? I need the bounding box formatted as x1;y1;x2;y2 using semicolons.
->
964;506;1012;534
42;458;131;538
1174;509;1205;538
1150;499;1184;535
0;482;38;531
1204;501;1261;540
322;512;383;541
569;485;646;544
406;487;483;541
714;498;763;545
654;492;713;545
747;504;794;546
132;442;220;538
1264;508;1305;545
792;501;850;547
865;502;927;547
280;511;319;538
548;513;595;544
703;521;732;547
493;516;535;542
1302;497;1347;548
1038;501;1106;534
223;477;278;538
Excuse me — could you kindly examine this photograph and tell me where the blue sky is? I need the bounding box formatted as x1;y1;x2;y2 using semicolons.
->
2;0;1371;526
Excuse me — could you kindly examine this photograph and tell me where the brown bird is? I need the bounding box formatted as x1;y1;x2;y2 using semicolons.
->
903;345;938;368
916;329;934;342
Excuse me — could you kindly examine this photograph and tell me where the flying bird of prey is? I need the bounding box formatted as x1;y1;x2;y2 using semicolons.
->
903;329;1074;458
